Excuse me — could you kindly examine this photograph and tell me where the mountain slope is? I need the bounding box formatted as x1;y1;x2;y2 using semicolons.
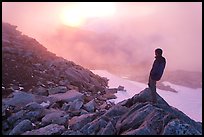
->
2;22;202;135
2;22;108;97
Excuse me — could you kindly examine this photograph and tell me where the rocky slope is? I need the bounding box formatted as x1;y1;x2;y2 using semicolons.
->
2;22;202;135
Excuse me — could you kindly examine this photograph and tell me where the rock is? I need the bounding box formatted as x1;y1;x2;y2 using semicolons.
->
22;124;65;135
162;119;201;135
7;110;26;126
69;113;97;130
41;111;68;126
3;91;35;109
67;84;79;91
84;95;95;103
116;103;156;134
9;119;33;135
97;96;107;101
61;103;70;111
2;120;10;131
65;67;90;83
48;86;67;95
80;109;89;115
59;80;69;86
69;110;81;117
105;88;118;94
102;93;117;100
80;117;108;135
32;86;48;96
118;85;125;91
121;126;151;135
24;102;44;111
68;99;83;111
103;105;128;118
48;90;84;103
62;130;83;135
100;121;116;135
84;99;96;112
99;101;108;110
24;110;44;122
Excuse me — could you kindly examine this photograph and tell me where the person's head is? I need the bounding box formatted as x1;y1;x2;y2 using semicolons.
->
155;48;163;56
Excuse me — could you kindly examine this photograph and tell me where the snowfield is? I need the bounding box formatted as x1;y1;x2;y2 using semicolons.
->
91;70;202;122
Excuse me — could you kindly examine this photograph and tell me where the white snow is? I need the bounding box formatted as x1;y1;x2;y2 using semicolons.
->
91;70;202;122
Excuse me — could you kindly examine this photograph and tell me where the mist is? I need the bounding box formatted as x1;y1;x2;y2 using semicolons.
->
2;2;202;75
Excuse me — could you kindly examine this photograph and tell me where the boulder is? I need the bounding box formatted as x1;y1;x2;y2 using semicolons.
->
22;124;65;135
69;113;97;130
102;93;117;100
41;111;68;126
7;110;27;126
118;85;125;91
103;104;128;118
32;86;48;96
162;119;201;135
68;99;84;111
48;90;84;103
84;99;96;112
100;121;116;135
48;86;67;95
24;102;44;111
80;117;108;135
9;119;33;135
3;91;35;109
62;130;83;135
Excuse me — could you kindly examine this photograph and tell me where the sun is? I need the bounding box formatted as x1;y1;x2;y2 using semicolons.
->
60;8;85;27
59;2;116;27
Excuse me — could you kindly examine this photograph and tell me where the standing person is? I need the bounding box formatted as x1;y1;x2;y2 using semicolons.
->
148;48;166;104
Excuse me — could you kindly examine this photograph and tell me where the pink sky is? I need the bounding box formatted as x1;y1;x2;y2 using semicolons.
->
2;2;202;72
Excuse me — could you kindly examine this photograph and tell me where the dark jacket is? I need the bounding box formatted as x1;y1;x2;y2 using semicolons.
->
150;55;166;81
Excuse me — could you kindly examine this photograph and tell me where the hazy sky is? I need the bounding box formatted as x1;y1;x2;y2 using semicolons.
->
2;2;202;73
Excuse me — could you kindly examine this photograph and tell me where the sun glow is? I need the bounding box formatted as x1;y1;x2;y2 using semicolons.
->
59;2;116;27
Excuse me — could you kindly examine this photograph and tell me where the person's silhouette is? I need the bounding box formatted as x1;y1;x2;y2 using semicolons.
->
148;48;166;104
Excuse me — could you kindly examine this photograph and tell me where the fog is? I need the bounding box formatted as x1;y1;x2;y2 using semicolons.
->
2;2;202;75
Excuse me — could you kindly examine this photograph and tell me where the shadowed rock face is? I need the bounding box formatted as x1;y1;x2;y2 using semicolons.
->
113;88;202;135
2;22;202;135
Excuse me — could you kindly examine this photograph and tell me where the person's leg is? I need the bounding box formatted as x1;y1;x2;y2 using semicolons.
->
148;76;157;103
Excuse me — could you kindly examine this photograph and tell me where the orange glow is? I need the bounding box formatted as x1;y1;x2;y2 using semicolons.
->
59;2;116;27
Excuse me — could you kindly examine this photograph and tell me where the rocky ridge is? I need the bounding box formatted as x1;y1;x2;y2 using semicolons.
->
2;22;202;135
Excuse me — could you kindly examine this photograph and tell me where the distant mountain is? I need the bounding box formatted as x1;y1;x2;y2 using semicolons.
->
2;22;202;135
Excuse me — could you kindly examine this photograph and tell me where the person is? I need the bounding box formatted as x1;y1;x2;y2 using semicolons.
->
148;48;166;104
